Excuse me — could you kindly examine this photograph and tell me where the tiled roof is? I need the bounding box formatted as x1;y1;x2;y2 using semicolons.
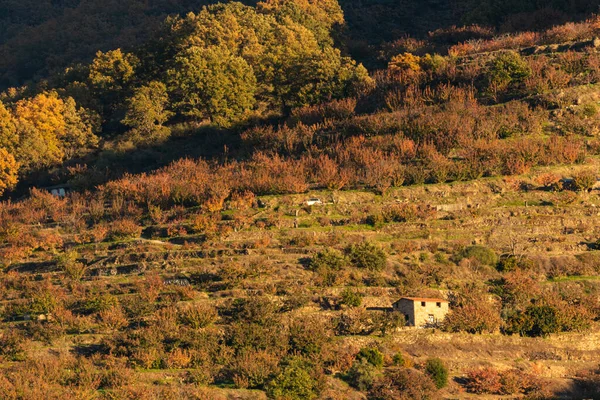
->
395;297;448;303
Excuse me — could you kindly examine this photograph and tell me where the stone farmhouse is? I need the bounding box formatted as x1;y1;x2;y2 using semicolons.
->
392;297;449;328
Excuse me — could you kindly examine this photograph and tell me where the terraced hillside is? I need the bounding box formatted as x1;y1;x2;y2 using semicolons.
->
3;3;600;399
2;162;600;398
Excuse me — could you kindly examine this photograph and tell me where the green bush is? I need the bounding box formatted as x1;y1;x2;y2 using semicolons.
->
310;248;346;286
458;245;498;266
487;51;531;90
393;352;405;367
505;305;560;337
346;242;387;271
496;255;518;272
366;213;385;228
357;347;384;368
425;357;448;389
496;255;535;272
79;294;119;314
340;288;363;308
266;357;321;400
310;248;345;271
346;358;380;391
372;311;406;336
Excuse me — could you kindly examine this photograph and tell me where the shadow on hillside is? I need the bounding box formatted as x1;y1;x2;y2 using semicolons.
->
552;376;600;399
10;123;246;198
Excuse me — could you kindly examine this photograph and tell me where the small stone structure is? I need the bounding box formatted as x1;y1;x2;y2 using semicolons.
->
392;297;449;328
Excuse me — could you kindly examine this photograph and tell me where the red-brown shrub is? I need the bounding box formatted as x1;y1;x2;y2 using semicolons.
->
465;367;502;394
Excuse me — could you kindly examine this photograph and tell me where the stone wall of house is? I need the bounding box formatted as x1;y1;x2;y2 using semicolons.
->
413;300;449;327
394;300;416;326
393;299;449;327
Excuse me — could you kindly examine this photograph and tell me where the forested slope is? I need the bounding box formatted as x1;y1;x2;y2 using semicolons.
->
2;0;598;88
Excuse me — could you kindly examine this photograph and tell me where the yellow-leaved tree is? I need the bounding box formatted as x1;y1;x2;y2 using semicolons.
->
0;147;18;196
257;0;344;46
12;91;98;171
0;101;18;152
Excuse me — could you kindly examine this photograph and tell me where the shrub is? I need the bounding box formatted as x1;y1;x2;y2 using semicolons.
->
389;53;422;73
420;53;448;73
372;311;406;336
178;303;218;329
0;328;26;361
487;51;532;91
98;305;128;332
366;213;385;228
166;348;193;369
340;288;362;308
369;367;437;400
226;296;279;326
335;309;373;336
465;366;502;394
523;305;560;337
230;349;280;389
424;358;448;389
266;357;321;400
457;245;498;266
357;347;384;368
393;352;405;367
505;304;560;337
572;169;597;192
107;218;142;241
346;358;380;391
55;250;87;281
500;368;540;395
79;293;119;314
99;357;133;389
310;249;345;272
465;367;541;395
383;203;431;223
288;316;331;356
346;242;387;271
443;301;502;334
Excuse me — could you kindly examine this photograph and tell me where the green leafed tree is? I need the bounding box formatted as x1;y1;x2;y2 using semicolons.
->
122;81;173;144
154;2;371;117
89;49;139;93
167;46;257;127
274;46;371;109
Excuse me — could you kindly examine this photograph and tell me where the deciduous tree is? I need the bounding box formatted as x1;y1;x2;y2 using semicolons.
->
0;147;18;196
122;81;172;144
167;46;257;126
